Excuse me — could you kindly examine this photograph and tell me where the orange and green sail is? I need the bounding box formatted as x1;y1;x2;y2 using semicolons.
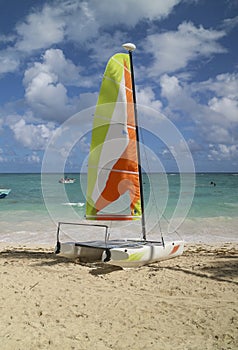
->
86;52;142;220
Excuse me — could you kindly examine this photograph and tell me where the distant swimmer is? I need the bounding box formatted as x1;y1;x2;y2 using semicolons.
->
210;181;216;187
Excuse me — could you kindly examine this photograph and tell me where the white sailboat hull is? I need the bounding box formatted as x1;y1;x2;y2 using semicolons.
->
55;239;184;268
0;189;11;199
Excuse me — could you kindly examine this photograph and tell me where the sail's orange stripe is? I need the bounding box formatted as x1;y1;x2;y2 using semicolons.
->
95;58;140;216
95;169;140;210
123;59;140;211
124;59;135;127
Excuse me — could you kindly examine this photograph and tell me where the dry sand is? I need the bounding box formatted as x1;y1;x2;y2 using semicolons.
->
0;243;237;350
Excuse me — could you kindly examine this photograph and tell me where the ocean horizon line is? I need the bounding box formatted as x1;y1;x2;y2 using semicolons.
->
1;171;238;175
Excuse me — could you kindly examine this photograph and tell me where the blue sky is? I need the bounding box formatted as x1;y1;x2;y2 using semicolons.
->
0;0;237;173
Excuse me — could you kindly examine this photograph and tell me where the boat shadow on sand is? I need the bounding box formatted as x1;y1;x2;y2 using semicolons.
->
0;249;67;266
0;247;237;279
0;248;122;274
148;251;238;286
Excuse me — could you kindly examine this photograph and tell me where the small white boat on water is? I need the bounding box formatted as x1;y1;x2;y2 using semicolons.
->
0;189;11;199
55;43;184;268
59;177;76;184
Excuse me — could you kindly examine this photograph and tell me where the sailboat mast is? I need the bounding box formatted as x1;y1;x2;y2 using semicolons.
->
123;43;146;240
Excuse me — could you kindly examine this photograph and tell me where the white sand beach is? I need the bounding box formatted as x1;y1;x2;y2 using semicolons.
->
0;243;237;350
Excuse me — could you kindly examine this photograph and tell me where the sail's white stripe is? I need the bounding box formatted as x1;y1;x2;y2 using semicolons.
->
104;76;132;93
94;115;136;129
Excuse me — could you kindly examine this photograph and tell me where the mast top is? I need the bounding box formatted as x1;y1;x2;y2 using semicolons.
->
122;43;136;52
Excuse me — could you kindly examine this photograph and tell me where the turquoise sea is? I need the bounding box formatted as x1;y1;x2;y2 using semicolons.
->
0;173;237;245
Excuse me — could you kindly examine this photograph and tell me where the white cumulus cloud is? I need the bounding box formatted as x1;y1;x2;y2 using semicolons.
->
0;48;20;75
9;117;56;150
23;49;85;121
208;96;238;123
137;86;162;111
208;144;238;161
16;4;65;52
26;152;41;163
146;21;226;77
10;0;183;56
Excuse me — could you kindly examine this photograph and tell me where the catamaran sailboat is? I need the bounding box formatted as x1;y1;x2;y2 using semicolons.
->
59;177;76;184
55;43;184;267
0;189;11;199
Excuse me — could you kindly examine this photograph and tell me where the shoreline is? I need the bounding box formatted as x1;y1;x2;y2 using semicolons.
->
0;214;238;246
0;242;237;349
